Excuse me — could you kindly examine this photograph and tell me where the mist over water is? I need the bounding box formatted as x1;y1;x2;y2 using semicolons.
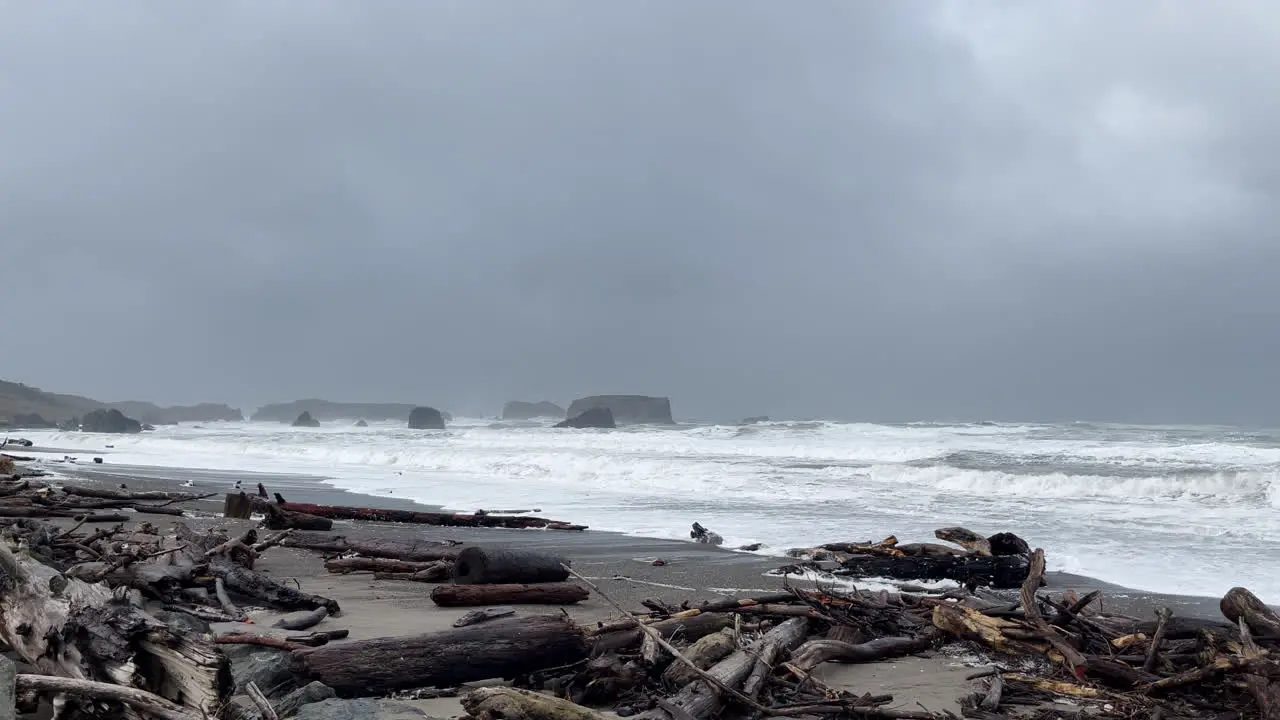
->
22;419;1280;600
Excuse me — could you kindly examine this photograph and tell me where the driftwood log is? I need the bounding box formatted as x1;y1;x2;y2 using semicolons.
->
324;557;447;574
296;614;589;696
431;582;589;606
453;546;571;585
636;617;809;720
277;502;588;530
261;503;333;532
282;532;461;561
837;551;1030;589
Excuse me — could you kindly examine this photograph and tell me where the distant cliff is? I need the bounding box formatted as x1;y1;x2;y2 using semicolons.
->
251;400;451;423
0;379;242;427
565;395;674;424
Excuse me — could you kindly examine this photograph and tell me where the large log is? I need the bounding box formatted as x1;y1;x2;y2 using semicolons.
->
662;629;737;687
277;502;588;530
282;533;461;561
790;635;937;671
453;546;571;585
61;485;205;502
210;560;340;614
636;618;809;720
934;527;992;556
261;503;333;532
324;557;445;574
836;551;1029;589
592;613;734;655
1221;587;1280;637
432;582;589;606
296;614;589;696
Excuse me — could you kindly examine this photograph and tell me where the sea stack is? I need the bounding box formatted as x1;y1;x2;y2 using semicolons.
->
555;407;616;429
565;395;673;424
80;408;143;434
292;411;321;428
408;406;446;430
501;401;566;420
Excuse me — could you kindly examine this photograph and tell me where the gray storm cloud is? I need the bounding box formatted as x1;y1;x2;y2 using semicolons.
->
2;2;1277;423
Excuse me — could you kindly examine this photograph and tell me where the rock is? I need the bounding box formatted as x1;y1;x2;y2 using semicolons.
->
223;644;298;698
277;681;338;715
407;406;446;430
8;413;54;428
555;407;615;429
987;532;1032;557
141;423;156;431
293;698;430;720
80;408;143;434
741;416;770;424
502;401;566;420
292;411;321;428
354;419;369;427
565;395;673;424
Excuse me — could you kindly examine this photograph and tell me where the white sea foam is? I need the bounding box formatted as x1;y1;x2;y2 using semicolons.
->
17;418;1280;600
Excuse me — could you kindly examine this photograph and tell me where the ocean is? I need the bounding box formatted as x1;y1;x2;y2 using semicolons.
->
16;418;1280;600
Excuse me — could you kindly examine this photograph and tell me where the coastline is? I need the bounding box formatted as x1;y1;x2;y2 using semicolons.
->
51;457;1230;621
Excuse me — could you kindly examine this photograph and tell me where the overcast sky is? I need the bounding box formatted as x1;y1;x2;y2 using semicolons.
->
3;2;1278;423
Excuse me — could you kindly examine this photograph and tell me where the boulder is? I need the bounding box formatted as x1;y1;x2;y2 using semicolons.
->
502;401;566;420
408;406;446;430
741;416;770;424
80;408;142;434
354;419;369;427
294;698;430;720
555;407;615;429
565;395;673;424
223;644;297;698
292;411;321;428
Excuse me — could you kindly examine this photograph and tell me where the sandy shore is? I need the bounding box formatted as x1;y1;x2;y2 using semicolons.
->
35;457;1231;715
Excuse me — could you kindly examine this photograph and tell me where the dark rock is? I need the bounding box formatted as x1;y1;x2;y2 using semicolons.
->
502;401;566;420
555;407;615;429
987;532;1032;557
741;416;770;424
293;698;430;720
277;681;338;715
354;419;369;427
292;411;321;428
223;644;298;698
407;406;446;430
566;395;673;424
80;408;142;434
141;423;156;431
8;413;54;429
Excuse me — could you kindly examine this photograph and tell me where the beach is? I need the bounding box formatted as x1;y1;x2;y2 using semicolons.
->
16;451;1228;716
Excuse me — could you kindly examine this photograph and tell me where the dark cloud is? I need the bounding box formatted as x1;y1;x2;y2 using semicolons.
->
2;2;1278;423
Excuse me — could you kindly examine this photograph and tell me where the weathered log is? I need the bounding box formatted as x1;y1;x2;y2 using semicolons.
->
837;551;1029;589
592;613;734;655
637;618;809;720
790;634;937;672
61;485;205;502
1143;607;1173;673
1221;587;1280;637
210;560;340;614
282;533;461;561
323;556;444;574
277;501;588;530
432;582;589;606
16;674;201;720
463;686;606;720
1020;549;1086;674
296;614;589;696
453;546;571;584
934;527;992;556
372;562;452;583
262;503;333;532
663;629;737;687
273;607;328;631
1239;618;1280;720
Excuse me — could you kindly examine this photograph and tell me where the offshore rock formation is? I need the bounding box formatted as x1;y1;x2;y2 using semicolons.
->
555;407;616;429
292;411;321;428
501;401;566;420
565;395;673;424
80;408;143;434
408;406;446;430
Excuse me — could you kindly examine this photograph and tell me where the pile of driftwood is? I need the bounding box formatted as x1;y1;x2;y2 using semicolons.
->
0;475;211;520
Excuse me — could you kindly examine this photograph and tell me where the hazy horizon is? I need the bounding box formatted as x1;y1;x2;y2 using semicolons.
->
5;3;1280;426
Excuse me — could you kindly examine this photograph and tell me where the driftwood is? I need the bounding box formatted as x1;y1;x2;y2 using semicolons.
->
324;556;446;574
261;502;333;531
16;674;201;720
662;629;737;687
282;532;461;561
60;484;205;502
1222;586;1280;637
934;527;992;556
432;582;589;606
463;687;606;720
453;546;571;584
454;606;517;627
837;551;1029;589
273;606;329;631
277;501;588;530
790;635;937;672
373;562;453;583
296;614;589;696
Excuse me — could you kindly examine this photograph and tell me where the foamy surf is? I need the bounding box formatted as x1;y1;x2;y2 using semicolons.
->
16;418;1280;600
